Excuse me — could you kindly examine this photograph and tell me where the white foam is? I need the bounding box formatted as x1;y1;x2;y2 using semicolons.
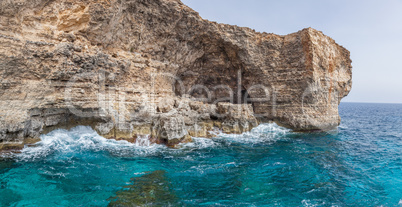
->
12;123;290;161
213;123;290;145
180;137;221;150
301;199;326;207
16;126;164;161
338;123;348;129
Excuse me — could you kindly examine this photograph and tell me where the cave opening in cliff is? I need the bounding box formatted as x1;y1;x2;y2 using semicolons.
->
173;74;264;120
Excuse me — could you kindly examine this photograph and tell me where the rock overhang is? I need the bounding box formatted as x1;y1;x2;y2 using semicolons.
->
0;0;352;149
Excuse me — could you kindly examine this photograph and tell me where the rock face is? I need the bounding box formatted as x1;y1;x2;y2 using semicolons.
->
0;0;352;149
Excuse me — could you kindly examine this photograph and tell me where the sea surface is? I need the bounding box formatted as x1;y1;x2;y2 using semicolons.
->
1;103;402;206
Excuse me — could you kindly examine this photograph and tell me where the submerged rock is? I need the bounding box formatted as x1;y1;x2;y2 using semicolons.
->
0;0;352;148
108;170;178;206
0;157;15;174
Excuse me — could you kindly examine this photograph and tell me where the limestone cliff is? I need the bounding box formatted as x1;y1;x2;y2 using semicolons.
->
0;0;352;150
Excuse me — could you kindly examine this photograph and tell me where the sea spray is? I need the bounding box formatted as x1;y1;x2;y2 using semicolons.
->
211;123;291;145
10;123;292;161
15;126;166;162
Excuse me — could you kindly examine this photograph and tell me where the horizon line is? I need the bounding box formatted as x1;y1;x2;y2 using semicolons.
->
341;101;402;105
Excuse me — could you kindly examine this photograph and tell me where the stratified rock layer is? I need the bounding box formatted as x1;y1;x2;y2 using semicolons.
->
0;0;352;149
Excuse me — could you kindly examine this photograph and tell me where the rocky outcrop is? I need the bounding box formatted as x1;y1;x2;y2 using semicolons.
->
0;0;352;150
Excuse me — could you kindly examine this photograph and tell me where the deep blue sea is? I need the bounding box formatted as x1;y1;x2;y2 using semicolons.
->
1;103;402;206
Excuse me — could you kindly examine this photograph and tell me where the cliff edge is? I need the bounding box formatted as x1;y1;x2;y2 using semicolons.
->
0;0;352;149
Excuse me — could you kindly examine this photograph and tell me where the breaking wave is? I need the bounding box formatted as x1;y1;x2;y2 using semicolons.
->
15;126;165;162
10;123;291;161
211;123;291;145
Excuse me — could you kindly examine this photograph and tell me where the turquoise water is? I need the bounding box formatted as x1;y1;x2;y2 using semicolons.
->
1;103;402;206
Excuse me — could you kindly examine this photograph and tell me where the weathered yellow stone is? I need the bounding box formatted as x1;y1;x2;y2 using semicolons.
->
0;0;352;151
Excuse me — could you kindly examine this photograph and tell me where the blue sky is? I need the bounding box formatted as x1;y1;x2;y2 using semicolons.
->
182;0;402;103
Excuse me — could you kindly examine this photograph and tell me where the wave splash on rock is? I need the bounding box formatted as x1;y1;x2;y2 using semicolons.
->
10;123;292;161
15;126;165;162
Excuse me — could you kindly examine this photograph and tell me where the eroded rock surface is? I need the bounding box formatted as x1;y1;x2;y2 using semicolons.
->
0;0;352;149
